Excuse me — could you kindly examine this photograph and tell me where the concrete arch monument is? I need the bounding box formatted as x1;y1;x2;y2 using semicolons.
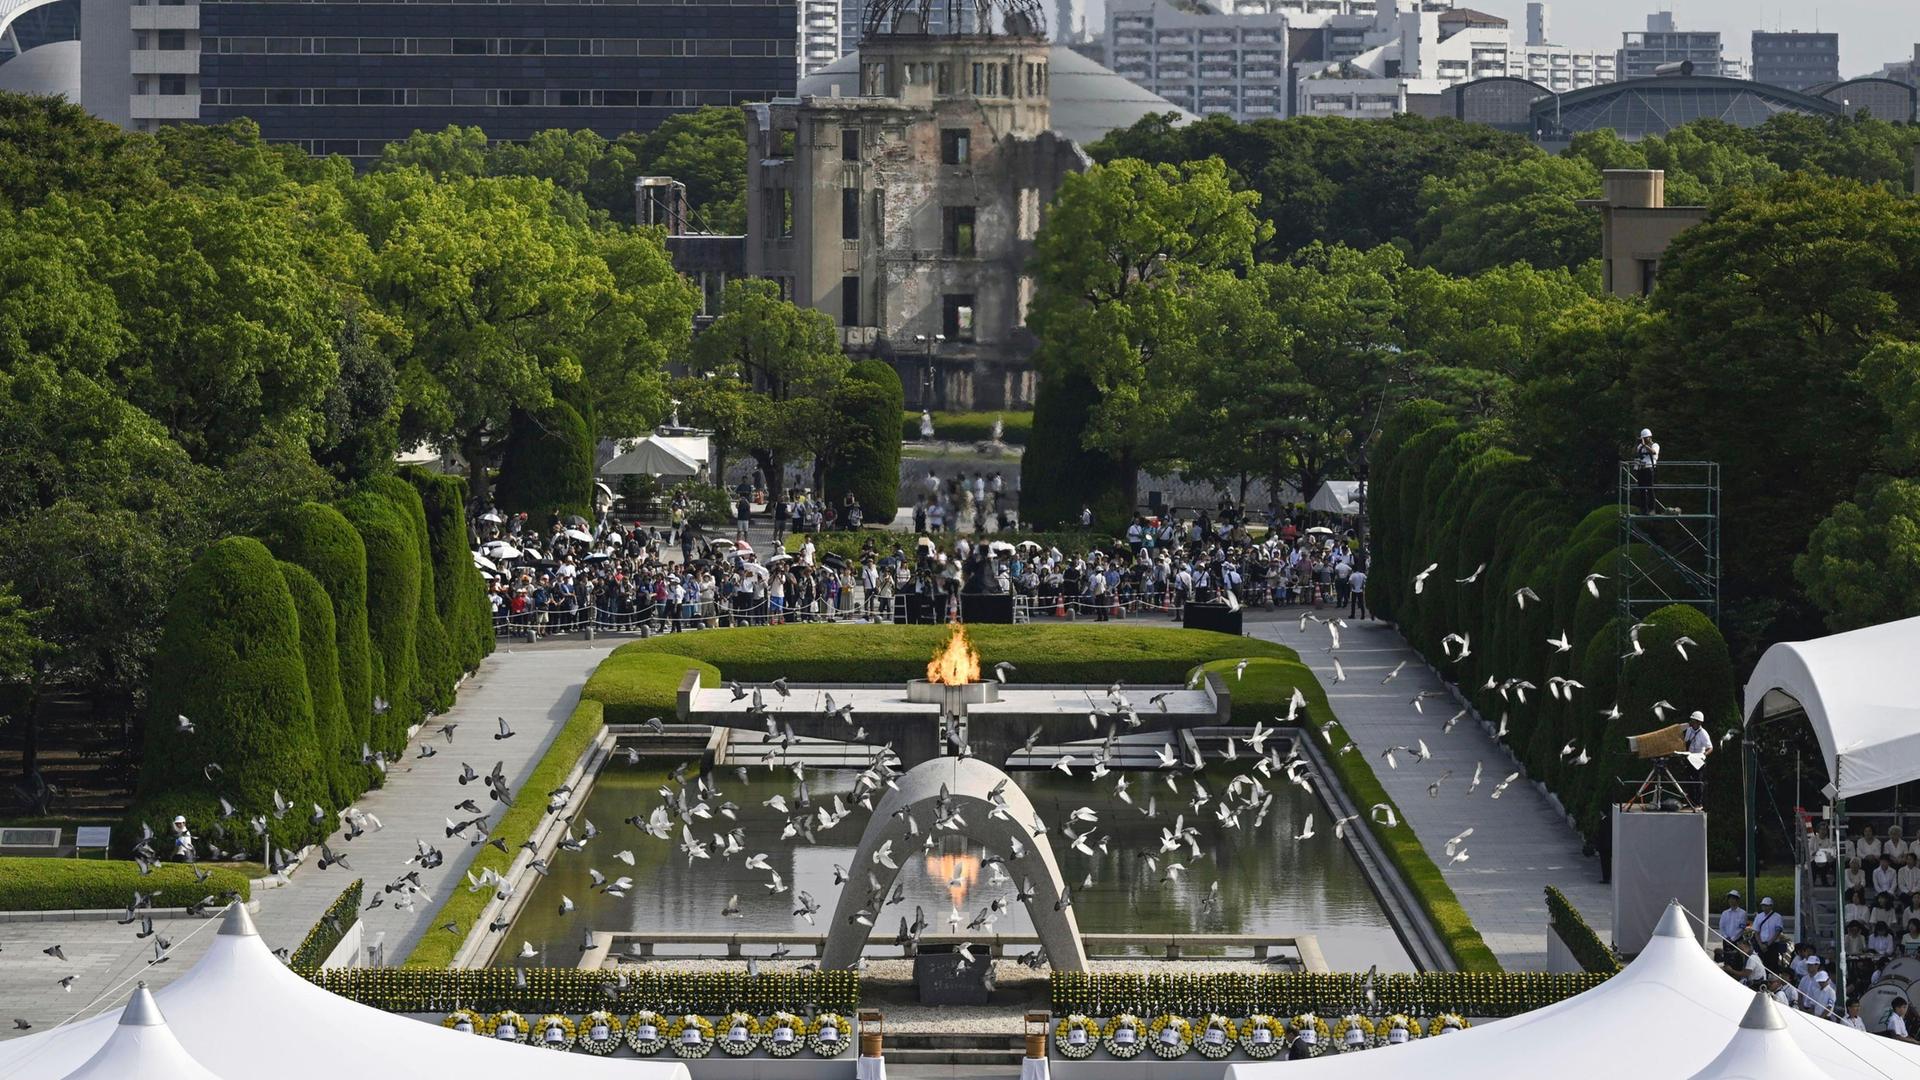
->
821;755;1089;972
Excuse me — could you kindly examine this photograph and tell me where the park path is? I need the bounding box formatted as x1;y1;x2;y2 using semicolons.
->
0;643;606;1034
1246;613;1613;970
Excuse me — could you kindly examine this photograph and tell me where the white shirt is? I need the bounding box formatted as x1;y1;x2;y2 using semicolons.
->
1718;907;1749;944
1858;837;1883;860
1754;909;1785;944
1842;1014;1866;1031
1684;724;1713;754
1798;975;1834;1014
1635;439;1660;469
1885;838;1910;860
1874;865;1900;896
1889;1011;1910;1039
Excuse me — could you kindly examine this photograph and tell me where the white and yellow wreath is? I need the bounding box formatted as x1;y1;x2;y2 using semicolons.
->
1380;1013;1423;1046
441;1008;486;1035
1103;1013;1146;1059
1333;1013;1377;1052
1240;1014;1288;1059
810;1012;851;1056
1194;1014;1238;1059
765;1011;808;1057
577;1011;623;1055
1428;1013;1470;1037
1148;1014;1192;1059
625;1010;669;1055
1054;1014;1099;1059
534;1013;576;1051
1288;1013;1330;1057
668;1013;716;1058
487;1010;530;1043
718;1011;761;1056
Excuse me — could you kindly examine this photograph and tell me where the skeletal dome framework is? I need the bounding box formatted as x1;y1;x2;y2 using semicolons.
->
861;0;1049;40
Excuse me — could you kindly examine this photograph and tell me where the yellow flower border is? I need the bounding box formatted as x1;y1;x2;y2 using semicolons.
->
534;1013;576;1051
1428;1013;1471;1036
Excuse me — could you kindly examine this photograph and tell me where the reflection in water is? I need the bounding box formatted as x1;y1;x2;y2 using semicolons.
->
505;764;1413;972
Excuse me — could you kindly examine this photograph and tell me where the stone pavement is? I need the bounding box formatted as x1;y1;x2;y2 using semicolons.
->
1246;611;1613;970
0;642;606;1036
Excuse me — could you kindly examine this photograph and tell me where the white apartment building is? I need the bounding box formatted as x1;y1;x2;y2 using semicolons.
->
799;0;843;79
1105;0;1292;118
1294;0;1508;120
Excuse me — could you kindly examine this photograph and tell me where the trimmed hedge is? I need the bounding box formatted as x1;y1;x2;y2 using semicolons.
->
1021;368;1130;529
829;360;906;524
292;878;364;971
137;536;327;850
337;489;422;750
1051;970;1607;1019
495;402;595;525
313;968;860;1014
1215;658;1501;973
405;467;494;673
1545;885;1619;974
582;651;719;725
278;561;358;805
262;502;377;788
0;857;250;911
367;475;455;716
903;409;1033;446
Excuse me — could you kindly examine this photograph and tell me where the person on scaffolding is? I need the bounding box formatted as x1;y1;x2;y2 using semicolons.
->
1633;427;1661;513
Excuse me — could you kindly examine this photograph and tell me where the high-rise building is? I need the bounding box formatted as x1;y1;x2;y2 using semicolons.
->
799;0;843;77
1751;31;1837;91
1507;2;1613;92
1052;0;1083;44
1617;12;1725;80
1294;0;1509;120
1525;0;1545;47
1104;0;1293;118
5;0;797;158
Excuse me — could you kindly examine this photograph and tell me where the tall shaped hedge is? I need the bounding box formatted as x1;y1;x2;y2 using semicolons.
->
1021;368;1129;530
366;475;454;715
278;560;357;804
262;501;376;782
138;537;326;850
494;402;595;525
826;359;905;524
338;489;420;751
404;467;492;673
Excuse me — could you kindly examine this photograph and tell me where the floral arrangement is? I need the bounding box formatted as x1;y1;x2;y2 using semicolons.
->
1429;1013;1471;1037
306;968;862;1015
1240;1014;1287;1059
1194;1014;1238;1059
1380;1014;1423;1046
625;1010;668;1056
487;1010;529;1043
534;1013;576;1051
576;1011;623;1055
765;1011;808;1057
1047;970;1604;1019
1102;1014;1146;1059
718;1011;761;1056
1054;1014;1099;1060
442;1008;486;1035
1287;1014;1330;1058
1148;1014;1192;1059
1333;1014;1377;1052
668;1013;715;1058
810;1012;850;1056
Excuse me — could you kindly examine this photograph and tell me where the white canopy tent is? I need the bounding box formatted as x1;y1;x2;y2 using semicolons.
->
1307;481;1361;517
0;905;691;1080
1225;904;1920;1080
55;985;225;1080
1687;992;1829;1080
601;435;703;478
1741;614;1920;800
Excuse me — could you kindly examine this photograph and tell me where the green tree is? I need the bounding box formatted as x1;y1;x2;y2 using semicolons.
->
1795;475;1920;632
0;94;163;209
365;475;454;714
638;107;750;233
494;401;597;525
0;584;44;682
689;278;847;489
313;304;400;484
1416;154;1602;275
372;125;491;179
824;359;905;522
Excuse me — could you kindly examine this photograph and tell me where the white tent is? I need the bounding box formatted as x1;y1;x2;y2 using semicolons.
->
1307;481;1362;516
51;985;225;1080
602;436;702;478
0;905;690;1080
1225;904;1920;1080
1687;992;1829;1080
1742;615;1920;799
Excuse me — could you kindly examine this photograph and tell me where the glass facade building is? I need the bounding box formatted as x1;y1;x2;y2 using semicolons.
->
198;0;796;159
1535;75;1840;141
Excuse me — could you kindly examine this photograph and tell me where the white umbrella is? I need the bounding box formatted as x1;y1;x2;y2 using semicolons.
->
482;541;521;559
471;552;497;571
479;511;503;523
916;535;936;548
767;552;794;563
988;541;1016;555
564;528;594;544
1305;526;1334;535
740;561;770;580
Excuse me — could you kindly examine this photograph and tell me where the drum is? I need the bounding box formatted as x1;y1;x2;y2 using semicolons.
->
1884;957;1920;985
1858;977;1911;1033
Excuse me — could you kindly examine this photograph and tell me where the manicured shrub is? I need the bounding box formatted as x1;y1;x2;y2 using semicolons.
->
583;652;720;725
291;879;363;971
828;359;905;524
404;467;492;672
1021;367;1129;530
1373;420;1461;619
1546;885;1619;973
337;489;420;750
0;857;250;910
260;501;376;785
367;475;454;714
494;401;595;526
278;560;358;804
139;536;327;850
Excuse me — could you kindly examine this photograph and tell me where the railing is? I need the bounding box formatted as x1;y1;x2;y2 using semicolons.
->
585;931;1326;970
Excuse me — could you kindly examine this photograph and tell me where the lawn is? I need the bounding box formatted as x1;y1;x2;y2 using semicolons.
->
903;410;1032;445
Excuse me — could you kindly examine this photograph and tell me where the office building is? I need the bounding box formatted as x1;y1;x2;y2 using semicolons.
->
1507;2;1613;92
1104;0;1292;118
799;0;842;77
1874;45;1920;86
1751;31;1836;92
1294;0;1509;120
1617;12;1726;80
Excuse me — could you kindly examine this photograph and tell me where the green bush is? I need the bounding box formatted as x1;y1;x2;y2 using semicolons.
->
291;878;363;971
0;857;250;910
337;489;421;751
277;561;358;804
903;409;1033;446
828;360;905;524
138;536;327;850
315;967;860;1014
582;651;719;725
1214;658;1500;972
1050;970;1604;1019
1545;885;1619;973
261;502;377;786
1021;368;1129;529
405;467;493;673
367;475;455;715
494;401;595;525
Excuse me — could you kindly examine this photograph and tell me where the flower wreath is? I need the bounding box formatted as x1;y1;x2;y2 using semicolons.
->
810;1012;851;1057
577;1011;623;1055
1194;1014;1239;1059
1054;1014;1099;1060
1102;1014;1146;1059
1332;1014;1377;1052
668;1013;716;1058
765;1011;808;1057
1380;1014;1423;1046
1428;1013;1471;1037
487;1010;530;1043
625;1010;669;1056
442;1009;487;1036
534;1013;576;1051
1148;1014;1192;1059
1240;1014;1288;1059
718;1011;762;1056
1288;1014;1331;1057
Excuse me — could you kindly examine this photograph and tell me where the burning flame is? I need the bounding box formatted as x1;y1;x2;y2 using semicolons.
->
927;850;981;910
927;622;981;685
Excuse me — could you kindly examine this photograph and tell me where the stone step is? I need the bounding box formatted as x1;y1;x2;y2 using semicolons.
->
887;1033;1024;1051
882;1047;1026;1066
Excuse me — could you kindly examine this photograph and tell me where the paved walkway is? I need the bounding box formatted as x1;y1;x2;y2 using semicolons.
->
0;643;606;1035
1247;613;1612;970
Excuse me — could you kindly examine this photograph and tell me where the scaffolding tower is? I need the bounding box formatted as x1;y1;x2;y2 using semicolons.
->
1617;459;1721;627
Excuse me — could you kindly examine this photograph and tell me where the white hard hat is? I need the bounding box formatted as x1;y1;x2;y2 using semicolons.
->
1640;428;1653;438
